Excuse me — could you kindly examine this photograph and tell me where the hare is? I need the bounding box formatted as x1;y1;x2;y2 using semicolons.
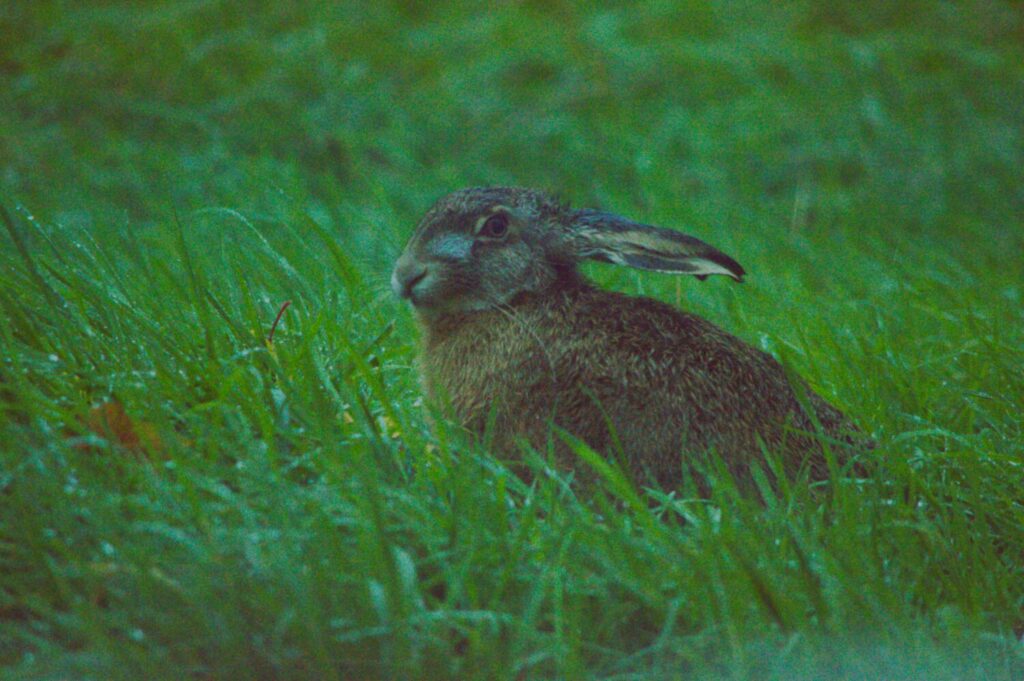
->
392;187;865;489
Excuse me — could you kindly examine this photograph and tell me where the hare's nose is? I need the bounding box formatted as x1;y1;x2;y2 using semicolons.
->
391;261;429;300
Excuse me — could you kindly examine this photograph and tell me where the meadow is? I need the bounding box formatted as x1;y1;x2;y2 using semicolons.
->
1;1;1023;678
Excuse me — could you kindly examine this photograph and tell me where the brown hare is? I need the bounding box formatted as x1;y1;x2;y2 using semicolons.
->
392;186;865;489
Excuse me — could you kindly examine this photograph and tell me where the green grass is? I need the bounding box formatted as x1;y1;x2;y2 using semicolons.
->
2;1;1023;678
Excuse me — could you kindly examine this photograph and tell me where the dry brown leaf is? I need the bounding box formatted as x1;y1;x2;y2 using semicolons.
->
85;400;163;453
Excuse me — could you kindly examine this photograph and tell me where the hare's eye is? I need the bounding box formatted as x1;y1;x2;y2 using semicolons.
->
479;214;509;239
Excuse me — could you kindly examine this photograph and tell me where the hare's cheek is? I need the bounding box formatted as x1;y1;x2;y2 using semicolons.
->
469;235;520;259
469;241;491;259
428;234;474;262
435;269;482;302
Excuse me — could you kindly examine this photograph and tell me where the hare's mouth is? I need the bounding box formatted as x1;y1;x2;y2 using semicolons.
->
392;259;493;313
392;267;449;310
392;258;447;305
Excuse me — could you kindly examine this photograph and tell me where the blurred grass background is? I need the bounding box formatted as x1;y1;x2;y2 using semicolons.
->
1;1;1023;679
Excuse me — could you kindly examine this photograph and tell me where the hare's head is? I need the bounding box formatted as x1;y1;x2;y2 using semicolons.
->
392;187;745;315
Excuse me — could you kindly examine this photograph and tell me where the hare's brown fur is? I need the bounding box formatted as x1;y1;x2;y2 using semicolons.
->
394;187;864;488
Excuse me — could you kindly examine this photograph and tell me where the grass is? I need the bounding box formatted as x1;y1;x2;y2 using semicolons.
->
1;1;1023;678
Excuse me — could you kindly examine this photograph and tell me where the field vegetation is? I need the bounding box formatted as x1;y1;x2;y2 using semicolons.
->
1;2;1023;678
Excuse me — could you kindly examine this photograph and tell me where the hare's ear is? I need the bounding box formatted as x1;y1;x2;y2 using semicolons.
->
570;209;746;281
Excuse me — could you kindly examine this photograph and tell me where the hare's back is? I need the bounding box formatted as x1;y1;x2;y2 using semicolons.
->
561;287;854;469
566;286;786;395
